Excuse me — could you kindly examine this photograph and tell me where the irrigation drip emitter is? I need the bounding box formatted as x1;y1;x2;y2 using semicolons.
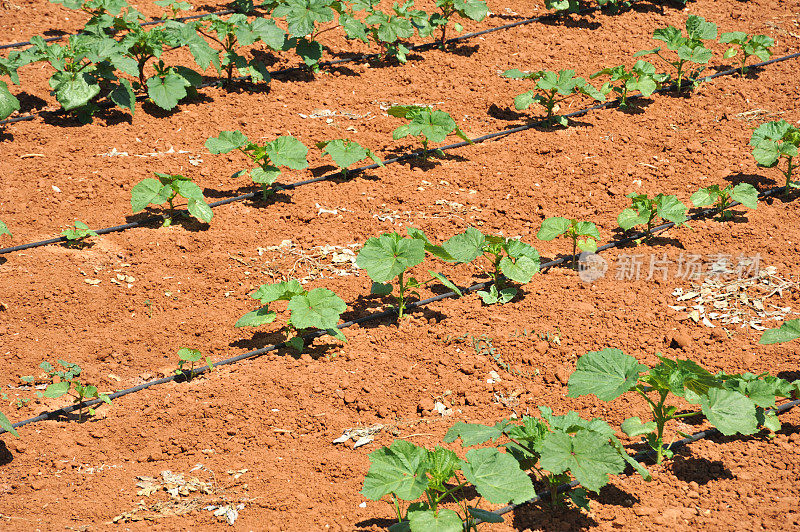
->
0;175;796;437
472;397;800;526
0;0;647;127
1;48;798;257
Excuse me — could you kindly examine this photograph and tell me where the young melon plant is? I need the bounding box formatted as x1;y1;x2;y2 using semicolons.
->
155;0;192;18
750;120;799;195
760;319;800;345
206;130;309;198
690;183;758;221
270;0;336;71
634;15;718;92
501;69;606;126
235;279;347;352
537;217;600;269
131;172;213;226
568;348;799;464
174;347;213;380
429;0;488;45
356;229;461;319
316;139;384;178
617;193;687;242
28;360;112;422
590;60;667;108
438;227;540;304
61;220;98;245
720;32;774;75
388;105;472;155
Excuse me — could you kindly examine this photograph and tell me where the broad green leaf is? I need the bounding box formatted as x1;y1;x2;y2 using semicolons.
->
0;221;10;237
146;70;188;111
295;38;323;68
567;348;646;401
407;109;457;144
685;15;717;41
205;130;249;154
429;271;462;297
760;409;781;432
408;509;461;532
577;238;597;253
250;17;290;50
173;178;205;201
574;221;600;239
273;0;335;37
250;166;281;184
187;198;213;222
43;381;71;398
454;0;488;21
0;412;19;438
361;439;429;501
444;420;509;446
442;227;485;263
609;434;652;481
356;233;425;283
617;207;649;231
730;183;758;209
466;508;503;524
371;282;393;296
287;336;305;352
690;187;715;207
287;288;346;330
537;217;571;241
620;416;656;437
319;139;373;169
499;255;539;284
569;488;590;510
252;280;304;303
234;306;277;327
719;31;747;44
178;347;203;362
425;446;460;487
109;78;135;116
265;135;309;170
700;388;757;436
0;80;21;120
131;178;172;212
461;448;535;504
513;90;536;111
539;428;625;492
52;72;100;111
655;194;687;225
760;319;800;344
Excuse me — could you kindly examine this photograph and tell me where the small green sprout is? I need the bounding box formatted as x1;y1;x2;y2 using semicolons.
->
61;220;98;245
316;139;384;178
590;60;667;108
617;193;687;243
0;220;10;238
690;183;758;221
175;347;213;380
750;120;799;195
131;172;213;226
537;217;600;269
388;105;472;156
32;360;112;422
720;32;774;75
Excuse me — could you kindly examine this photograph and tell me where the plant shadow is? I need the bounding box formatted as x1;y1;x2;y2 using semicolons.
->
595;483;640;506
669;454;734;485
610;227;686;249
723;172;776;189
15;92;49;113
0;441;13;465
141;92;214;118
353;518;396;531
687;207;750;224
443;43;480;57
511;500;598;530
539;13;601;30
122;210;211;232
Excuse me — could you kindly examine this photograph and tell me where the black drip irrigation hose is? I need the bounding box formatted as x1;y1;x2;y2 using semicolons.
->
477;398;800;525
1;49;798;256
0;8;238;51
0;175;796;436
0;0;635;126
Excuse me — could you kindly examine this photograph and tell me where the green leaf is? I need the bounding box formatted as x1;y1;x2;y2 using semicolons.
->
205;130;249;154
425;446;460;488
0;411;19;438
265;135;309;170
454;0;488;21
187;198;213;223
319;139;373;169
273;0;335;37
690;187;715;207
730;183;758;210
0;80;21;120
655;194;688;225
356;232;425;284
442;227;485;263
467;507;503;523
620;416;656;437
146;69;188;110
499;254;539;284
252;280;304;303
617;207;649;231
0;220;10;237
287;336;305;352
760;319;800;344
109;78;135;115
461;447;536;504
700;388;757;436
250;166;281;185
287;288;346;330
131;178;172;213
537;217;571;241
361;439;429;501
408;509;461;532
295;37;323;68
444;420;509;446
370;282;393;296
540;428;625;492
52;72;100;111
567;348;646;401
43;381;71;399
234;306;277;327
429;271;462;297
177;347;202;362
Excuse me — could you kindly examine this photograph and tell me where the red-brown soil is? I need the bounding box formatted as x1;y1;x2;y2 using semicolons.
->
1;0;799;530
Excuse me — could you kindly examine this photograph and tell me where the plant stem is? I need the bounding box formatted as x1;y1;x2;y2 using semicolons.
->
784;156;795;195
396;272;406;319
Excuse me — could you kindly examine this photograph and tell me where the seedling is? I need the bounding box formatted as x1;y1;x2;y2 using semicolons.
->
49;0;139;33
356;229;461;319
617;193;687;242
155;0;192;18
439;227;540;304
634;15;718;92
720;32;774;75
590;60;667;108
388;105;471;155
316;139;384;178
61;220;98;245
32;360;112;422
174;347;213;380
362;2;421;64
235;279;347;352
145;60;202;110
271;0;336;71
690;183;758;221
444;408;650;511
568;348;796;463
0;220;10;238
0;80;20;122
429;0;488;45
759;319;800;344
537;217;600;269
750;120;799;195
501;69;606;126
131;172;213;226
205;130;309;198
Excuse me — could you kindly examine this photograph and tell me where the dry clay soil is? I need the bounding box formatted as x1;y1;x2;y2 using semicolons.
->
1;0;800;530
